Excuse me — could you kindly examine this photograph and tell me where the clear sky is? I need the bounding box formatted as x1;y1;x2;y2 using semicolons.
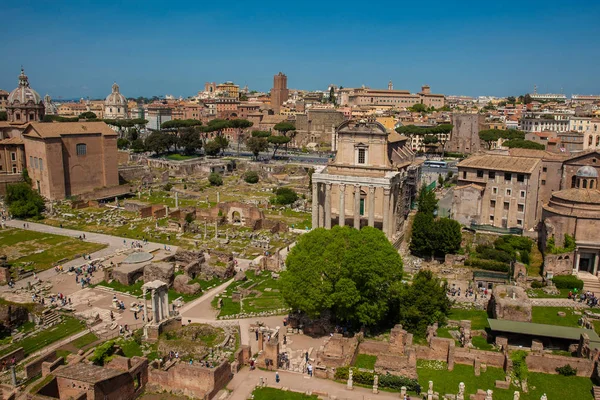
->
1;0;599;99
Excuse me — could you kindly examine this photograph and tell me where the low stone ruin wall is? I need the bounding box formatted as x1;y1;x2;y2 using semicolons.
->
147;360;231;399
526;353;594;377
25;350;58;379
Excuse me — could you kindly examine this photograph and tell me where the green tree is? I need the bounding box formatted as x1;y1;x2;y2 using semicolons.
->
432;218;462;256
243;171;259;184
228;119;253;154
408;103;428;113
117;138;129;149
246;137;269;159
5;182;46;219
208;172;223;186
329;87;336;104
90;341;116;366
524;94;533;104
268;135;291;158
507;96;516;104
251;130;271;138
178;128;203;155
281;226;403;327
478;129;502;149
22;168;32;185
409;212;434;257
0;111;7;121
79;111;97;119
394;270;450;337
273;121;296;147
204;140;222;156
416;185;438;214
130;138;145;152
214;135;229;154
503;139;545;150
271;187;298;205
144;131;175;155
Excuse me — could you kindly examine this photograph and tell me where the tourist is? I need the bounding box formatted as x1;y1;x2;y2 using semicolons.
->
110;311;114;321
416;383;421;395
175;351;179;359
189;359;193;365
250;359;255;370
134;311;138;320
119;325;123;334
275;371;280;383
255;330;259;341
307;363;312;377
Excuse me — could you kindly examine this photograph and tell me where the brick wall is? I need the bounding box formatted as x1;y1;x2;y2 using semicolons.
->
0;348;24;369
147;361;232;399
526;353;594;377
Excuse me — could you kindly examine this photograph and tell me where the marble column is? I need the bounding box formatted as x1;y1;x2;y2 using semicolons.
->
143;289;148;322
318;184;325;228
152;290;160;322
354;185;361;229
389;186;396;237
163;289;170;318
594;252;600;276
576;251;581;273
339;184;346;227
325;183;332;229
312;182;319;229
383;188;391;238
368;186;375;227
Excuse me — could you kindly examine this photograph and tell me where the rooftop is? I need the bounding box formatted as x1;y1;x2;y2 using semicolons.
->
53;363;124;383
552;188;600;204
508;148;570;160
23;121;117;138
458;154;540;174
488;318;600;343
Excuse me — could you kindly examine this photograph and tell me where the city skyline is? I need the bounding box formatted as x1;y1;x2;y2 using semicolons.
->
1;0;599;99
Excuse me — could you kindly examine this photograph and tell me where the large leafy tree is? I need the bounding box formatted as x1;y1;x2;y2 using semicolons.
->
409;212;435;257
273;121;296;137
228;119;253;153
204;140;222;156
281;226;403;327
416;185;438;215
432;218;462;256
268;135;291;158
503;139;545;150
6;182;45;219
478;129;501;149
178;128;203;155
246;137;269;159
144;131;175;155
393;270;451;337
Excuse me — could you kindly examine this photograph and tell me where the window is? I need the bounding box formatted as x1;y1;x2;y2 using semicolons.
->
357;148;366;164
30;156;33;166
506;189;512;196
519;190;526;198
34;157;38;169
503;202;510;211
542;167;547;172
12;166;17;173
517;174;525;182
492;187;498;195
489;171;496;179
541;180;546;185
517;219;523;226
15;113;20;120
490;215;495;221
504;172;512;181
39;158;43;171
462;171;467;179
518;204;524;212
477;170;484;178
11;152;16;162
76;143;87;156
490;200;496;208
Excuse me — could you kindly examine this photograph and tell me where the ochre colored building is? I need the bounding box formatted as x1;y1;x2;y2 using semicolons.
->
22;122;118;200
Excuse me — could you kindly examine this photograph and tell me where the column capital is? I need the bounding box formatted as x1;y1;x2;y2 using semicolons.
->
326;182;333;189
369;186;375;194
383;187;391;195
339;183;346;189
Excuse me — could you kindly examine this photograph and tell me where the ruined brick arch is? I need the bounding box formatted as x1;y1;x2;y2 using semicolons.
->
227;207;244;225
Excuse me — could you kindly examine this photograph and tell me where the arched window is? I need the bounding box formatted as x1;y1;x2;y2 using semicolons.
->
591;180;595;189
583;179;588;189
15;113;20;120
571;175;577;188
596;135;600;146
76;143;87;156
29;113;34;120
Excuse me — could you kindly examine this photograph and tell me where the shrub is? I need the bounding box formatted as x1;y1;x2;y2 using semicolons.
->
90;341;115;366
243;171;259;184
556;364;577;376
208;172;223;186
271;187;298;205
334;367;418;391
530;280;543;289
510;350;528;381
553;275;584;290
163;182;173;191
464;258;509;272
519;250;530;265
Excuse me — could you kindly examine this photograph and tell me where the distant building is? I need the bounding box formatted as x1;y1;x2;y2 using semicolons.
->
571;94;600;105
6;68;45;123
294;109;345;148
216;81;239;99
521;112;571;133
146;103;172;130
338;84;445;109
44;94;57;115
0;90;8;112
270;72;289;114
104;82;128;119
22;122;119;200
446;114;486;154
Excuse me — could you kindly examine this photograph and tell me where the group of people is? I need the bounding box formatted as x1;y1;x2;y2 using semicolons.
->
0;357;17;371
74;264;96;288
130;239;147;249
568;289;598;307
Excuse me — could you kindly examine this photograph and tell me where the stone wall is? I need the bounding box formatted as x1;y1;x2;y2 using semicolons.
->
147;361;232;399
489;285;532;322
25;350;58;379
543;252;575;277
0;348;24;368
453;348;505;369
526;353;594;377
41;357;64;377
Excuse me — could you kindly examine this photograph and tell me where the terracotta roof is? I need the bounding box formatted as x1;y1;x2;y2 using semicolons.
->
23;122;117;138
0;121;28;128
0;137;23;145
454;183;485;192
388;131;408;143
458;154;540;174
552;188;600;204
508;148;570;160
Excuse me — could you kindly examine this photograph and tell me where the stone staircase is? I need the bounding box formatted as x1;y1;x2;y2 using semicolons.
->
41;310;61;327
592;385;600;400
578;272;600;293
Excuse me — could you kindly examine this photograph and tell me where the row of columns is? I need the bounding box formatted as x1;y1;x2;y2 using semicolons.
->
312;182;396;238
143;287;170;324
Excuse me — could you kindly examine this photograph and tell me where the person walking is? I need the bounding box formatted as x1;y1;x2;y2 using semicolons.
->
275;371;280;383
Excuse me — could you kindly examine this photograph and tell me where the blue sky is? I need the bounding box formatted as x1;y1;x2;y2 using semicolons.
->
1;0;599;99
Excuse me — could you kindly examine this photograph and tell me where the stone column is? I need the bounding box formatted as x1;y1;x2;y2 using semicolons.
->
175;192;179;209
324;183;332;229
164;289;170;318
368;186;375;227
383;188;390;238
353;185;361;229
318;184;325;228
389;186;396;237
143;289;149;322
338;184;346;227
594;253;600;276
312;182;319;229
217;191;220;203
576;251;581;273
152;290;160;323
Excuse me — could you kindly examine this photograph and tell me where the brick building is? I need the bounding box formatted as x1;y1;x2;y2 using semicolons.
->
270;72;289;114
294;109;346;148
22;121;119;200
446;113;486;154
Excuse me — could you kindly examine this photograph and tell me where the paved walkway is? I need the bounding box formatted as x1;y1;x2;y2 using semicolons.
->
530;298;590;308
2;219;177;290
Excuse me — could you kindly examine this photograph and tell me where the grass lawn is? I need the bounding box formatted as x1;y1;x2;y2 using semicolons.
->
118;338;144;358
252;387;318;400
531;307;581;327
436;327;457;339
71;332;98;349
0;228;106;273
416;360;593;400
354;354;377;370
526;288;571;299
94;279;205;303
448;309;490;330
528;245;544;277
0;316;86;357
471;335;494;351
165;153;200;161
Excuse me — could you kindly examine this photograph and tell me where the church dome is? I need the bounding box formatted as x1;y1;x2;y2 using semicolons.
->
576;166;598;178
7;68;42;106
105;82;127;106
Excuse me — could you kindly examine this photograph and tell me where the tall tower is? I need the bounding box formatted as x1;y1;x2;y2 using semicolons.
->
271;72;289;114
388;80;393;91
